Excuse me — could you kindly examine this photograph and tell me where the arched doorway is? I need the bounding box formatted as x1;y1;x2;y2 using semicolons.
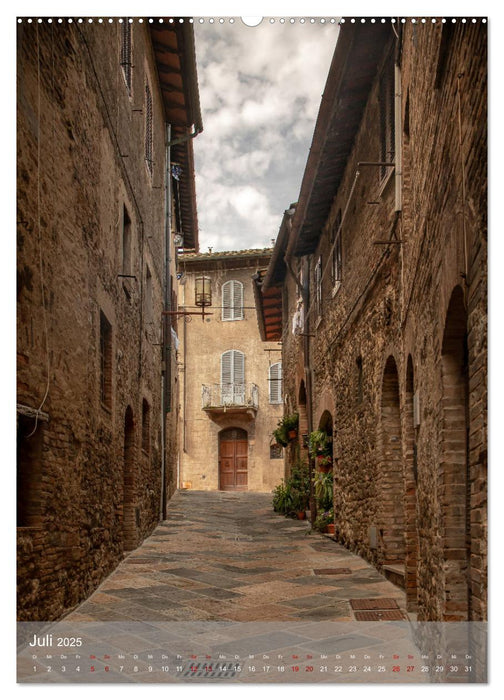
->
441;286;470;620
219;428;248;491
123;405;137;551
404;355;419;610
379;356;405;567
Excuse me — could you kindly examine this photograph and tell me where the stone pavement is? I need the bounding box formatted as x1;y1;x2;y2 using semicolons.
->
65;490;409;624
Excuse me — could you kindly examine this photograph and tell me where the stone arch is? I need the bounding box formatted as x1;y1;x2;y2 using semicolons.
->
404;355;419;610
123;405;137;552
379;355;405;566
440;285;470;620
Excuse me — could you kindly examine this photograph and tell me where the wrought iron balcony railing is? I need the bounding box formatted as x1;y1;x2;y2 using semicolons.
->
201;383;259;410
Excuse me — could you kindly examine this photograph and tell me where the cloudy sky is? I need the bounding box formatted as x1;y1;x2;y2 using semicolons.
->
193;18;339;252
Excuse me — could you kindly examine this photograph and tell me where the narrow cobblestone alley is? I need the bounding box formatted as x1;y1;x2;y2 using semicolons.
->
65;491;408;624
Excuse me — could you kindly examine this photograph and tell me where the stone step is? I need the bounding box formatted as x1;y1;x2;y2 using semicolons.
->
383;564;406;589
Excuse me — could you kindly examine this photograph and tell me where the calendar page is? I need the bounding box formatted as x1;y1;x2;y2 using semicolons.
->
16;9;488;686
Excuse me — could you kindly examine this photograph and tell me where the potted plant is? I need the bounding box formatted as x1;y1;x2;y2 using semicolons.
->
314;508;334;533
283;413;299;441
308;429;331;458
290;488;309;520
316;454;333;472
313;470;333;512
272;413;299;446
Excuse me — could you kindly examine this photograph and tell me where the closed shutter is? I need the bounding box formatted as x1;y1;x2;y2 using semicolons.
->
221;350;245;404
232;280;243;320
269;362;282;404
222;280;243;320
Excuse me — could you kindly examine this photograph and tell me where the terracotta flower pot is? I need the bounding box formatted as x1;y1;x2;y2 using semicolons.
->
288;430;298;440
326;523;335;534
296;511;306;520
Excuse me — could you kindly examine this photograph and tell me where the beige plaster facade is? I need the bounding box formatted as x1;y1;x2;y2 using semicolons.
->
177;250;284;492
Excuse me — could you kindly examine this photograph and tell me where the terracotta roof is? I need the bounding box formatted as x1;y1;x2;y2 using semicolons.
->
150;21;203;251
253;269;283;342
179;248;273;261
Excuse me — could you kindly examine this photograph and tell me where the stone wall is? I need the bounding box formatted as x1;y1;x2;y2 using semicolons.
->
283;22;486;622
16;21;177;620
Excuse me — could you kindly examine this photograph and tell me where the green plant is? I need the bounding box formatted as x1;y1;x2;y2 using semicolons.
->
308;430;330;457
272;413;299;446
272;460;310;516
314;508;334;532
313;470;333;512
272;481;292;513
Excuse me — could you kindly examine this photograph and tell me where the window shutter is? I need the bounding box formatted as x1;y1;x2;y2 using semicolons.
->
233;280;243;319
222;281;232;320
233;350;245;385
222;280;243;320
269;362;282;404
221;350;233;386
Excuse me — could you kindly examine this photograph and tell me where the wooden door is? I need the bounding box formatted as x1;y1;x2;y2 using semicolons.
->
219;428;248;491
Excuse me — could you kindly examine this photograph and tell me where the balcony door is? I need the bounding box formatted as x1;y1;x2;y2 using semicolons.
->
221;350;245;405
219;428;248;491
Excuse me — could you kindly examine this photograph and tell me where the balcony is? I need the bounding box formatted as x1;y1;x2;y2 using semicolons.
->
201;383;259;420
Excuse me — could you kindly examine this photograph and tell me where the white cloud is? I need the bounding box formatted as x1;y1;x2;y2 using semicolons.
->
193;21;338;251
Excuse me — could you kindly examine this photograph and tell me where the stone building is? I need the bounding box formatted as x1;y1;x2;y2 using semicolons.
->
16;19;202;620
177;250;284;492
256;20;487;623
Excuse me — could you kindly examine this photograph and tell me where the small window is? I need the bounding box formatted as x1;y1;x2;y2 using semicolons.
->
144;265;152;324
331;209;342;288
222;280;243;321
100;310;113;409
379;54;395;180
315;256;322;317
122;205;132;275
356;355;363;404
120;19;132;95
269;362;282;404
145;82;153;175
270;444;283;459
142;399;150;453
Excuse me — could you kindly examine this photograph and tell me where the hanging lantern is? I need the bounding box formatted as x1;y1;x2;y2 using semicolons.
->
195;276;212;307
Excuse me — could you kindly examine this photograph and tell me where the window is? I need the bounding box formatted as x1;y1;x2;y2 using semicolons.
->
100;310;113;409
315;256;322;317
356;355;363;404
270;444;283;459
122;205;132;275
221;350;245;404
142;399;150;453
222;280;243;321
145;82;153;175
269;362;282;404
331;209;342;288
379;54;395;180
120;19;132;95
144;265;152;324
